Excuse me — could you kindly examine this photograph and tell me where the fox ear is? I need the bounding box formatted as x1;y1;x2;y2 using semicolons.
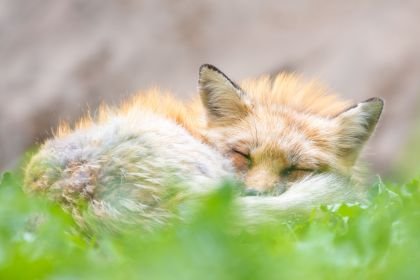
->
199;64;251;125
335;97;384;164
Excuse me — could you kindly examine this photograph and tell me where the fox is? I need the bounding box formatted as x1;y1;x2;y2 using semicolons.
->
24;64;384;231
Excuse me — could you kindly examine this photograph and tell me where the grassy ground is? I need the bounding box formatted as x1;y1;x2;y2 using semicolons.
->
1;170;419;279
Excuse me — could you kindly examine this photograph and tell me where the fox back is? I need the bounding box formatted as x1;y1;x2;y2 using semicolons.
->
25;106;234;230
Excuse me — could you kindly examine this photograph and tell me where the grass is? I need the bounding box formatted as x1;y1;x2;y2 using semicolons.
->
1;170;420;279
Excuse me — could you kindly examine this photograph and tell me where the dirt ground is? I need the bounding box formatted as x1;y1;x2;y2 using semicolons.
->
1;0;419;176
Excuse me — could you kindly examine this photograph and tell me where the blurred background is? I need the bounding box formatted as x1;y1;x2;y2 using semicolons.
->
1;0;419;181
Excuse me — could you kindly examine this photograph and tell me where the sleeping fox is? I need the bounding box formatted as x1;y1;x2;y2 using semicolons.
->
24;64;383;230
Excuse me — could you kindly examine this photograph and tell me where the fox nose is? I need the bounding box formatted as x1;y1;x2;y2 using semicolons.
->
244;188;261;196
274;184;287;195
244;184;286;196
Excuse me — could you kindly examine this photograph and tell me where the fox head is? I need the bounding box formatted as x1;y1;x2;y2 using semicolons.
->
198;64;383;194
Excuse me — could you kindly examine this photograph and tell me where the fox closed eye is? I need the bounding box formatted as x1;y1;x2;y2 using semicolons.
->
281;166;315;180
231;148;252;170
232;148;250;159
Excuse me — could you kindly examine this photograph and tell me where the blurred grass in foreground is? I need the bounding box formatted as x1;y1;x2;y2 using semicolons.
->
1;171;419;280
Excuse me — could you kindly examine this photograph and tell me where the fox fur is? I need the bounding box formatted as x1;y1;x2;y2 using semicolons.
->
24;64;383;230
